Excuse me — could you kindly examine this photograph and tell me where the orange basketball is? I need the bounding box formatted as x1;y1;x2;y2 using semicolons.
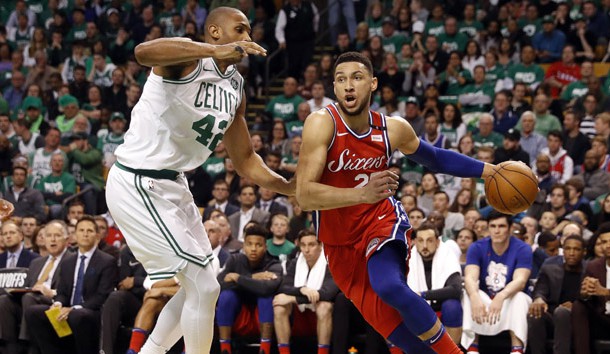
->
484;161;538;214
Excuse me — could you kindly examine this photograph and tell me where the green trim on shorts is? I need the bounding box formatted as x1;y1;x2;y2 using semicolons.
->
134;174;212;268
149;271;177;280
162;60;202;84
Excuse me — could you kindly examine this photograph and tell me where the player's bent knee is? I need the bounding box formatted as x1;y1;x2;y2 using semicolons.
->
553;306;570;322
315;301;333;318
441;299;463;327
273;303;290;317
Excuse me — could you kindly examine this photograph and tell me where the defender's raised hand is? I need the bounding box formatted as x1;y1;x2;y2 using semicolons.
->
214;41;267;63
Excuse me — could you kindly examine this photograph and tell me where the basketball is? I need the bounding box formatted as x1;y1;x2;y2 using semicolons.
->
484;161;538;214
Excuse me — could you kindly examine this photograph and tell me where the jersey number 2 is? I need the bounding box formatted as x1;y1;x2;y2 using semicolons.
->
192;114;227;150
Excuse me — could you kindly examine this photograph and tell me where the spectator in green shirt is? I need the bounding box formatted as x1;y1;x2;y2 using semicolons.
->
438;17;468;53
266;214;295;260
265;77;305;122
459;65;495;114
515;93;562;136
36;151;76;219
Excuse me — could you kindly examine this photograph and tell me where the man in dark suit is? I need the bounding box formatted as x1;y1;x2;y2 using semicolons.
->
527;235;586;354
0;220;39;269
25;216;118;354
257;186;289;217
202;179;239;221
228;185;270;242
0;220;71;354
571;224;610;354
100;245;146;354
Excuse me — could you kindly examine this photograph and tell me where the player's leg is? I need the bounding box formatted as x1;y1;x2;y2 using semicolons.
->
315;301;333;354
367;241;461;354
440;299;463;343
176;262;220;354
216;289;244;353
257;296;274;354
273;299;293;353
140;288;186;354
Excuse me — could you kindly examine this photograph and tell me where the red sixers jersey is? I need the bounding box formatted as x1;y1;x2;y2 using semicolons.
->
314;103;411;246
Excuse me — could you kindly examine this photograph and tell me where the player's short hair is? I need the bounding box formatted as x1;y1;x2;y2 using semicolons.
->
415;222;440;237
562;234;585;248
334;52;374;76
296;228;318;243
244;224;269;240
537;231;557;247
487;210;511;223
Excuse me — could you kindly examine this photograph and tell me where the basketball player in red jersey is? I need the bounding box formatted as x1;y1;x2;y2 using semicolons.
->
296;52;498;353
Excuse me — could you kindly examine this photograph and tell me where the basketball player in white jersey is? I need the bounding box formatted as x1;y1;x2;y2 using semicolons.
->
105;7;294;354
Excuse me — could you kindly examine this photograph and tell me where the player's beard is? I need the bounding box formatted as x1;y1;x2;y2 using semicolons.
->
337;95;370;117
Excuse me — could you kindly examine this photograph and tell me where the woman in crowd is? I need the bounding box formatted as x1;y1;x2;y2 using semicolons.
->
266;121;289;157
418;172;440;212
440;103;466;149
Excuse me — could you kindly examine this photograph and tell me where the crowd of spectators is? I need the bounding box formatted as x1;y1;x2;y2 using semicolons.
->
1;0;610;353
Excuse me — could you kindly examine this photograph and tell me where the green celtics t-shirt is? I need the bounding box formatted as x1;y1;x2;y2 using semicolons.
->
286;120;304;138
458;20;484;38
473;132;503;149
603;75;610;96
265;95;305;122
266;239;296;257
484;65;505;84
562;81;589;101
508;64;544;87
517;18;541;37
425;20;445;37
66;23;87;43
382;33;409;54
459;82;495;113
438;69;472;104
201;156;225;178
36;172;77;205
437;32;469;52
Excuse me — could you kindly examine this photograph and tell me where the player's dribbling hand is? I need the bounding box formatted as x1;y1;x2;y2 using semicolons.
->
214;41;267;64
0;199;14;221
363;171;399;204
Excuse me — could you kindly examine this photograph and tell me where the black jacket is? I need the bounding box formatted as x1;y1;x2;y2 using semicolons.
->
218;253;282;297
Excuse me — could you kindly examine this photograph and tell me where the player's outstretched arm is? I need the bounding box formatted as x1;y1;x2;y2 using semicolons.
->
134;38;266;72
387;116;496;178
296;111;398;211
224;99;294;196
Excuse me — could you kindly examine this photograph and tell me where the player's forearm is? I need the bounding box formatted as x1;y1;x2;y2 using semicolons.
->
135;38;216;67
297;181;368;210
235;152;293;196
495;276;529;301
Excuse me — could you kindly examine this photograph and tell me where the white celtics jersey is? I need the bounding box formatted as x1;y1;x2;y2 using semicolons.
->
115;58;244;172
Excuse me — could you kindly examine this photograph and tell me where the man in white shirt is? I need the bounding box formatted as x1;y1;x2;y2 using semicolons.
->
307;81;334;112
